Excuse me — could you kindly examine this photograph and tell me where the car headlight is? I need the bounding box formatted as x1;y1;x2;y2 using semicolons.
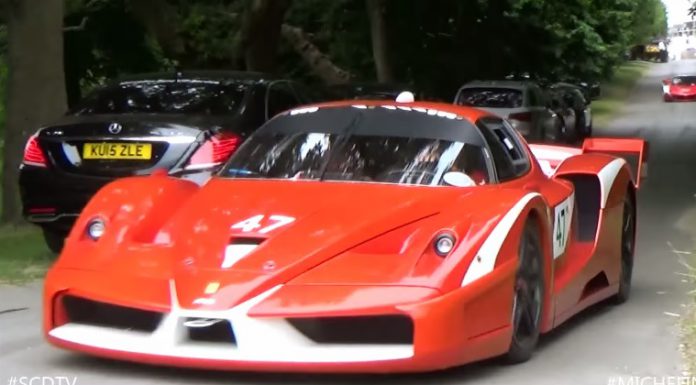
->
86;218;106;240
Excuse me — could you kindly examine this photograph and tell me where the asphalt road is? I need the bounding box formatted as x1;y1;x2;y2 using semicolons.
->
2;60;696;385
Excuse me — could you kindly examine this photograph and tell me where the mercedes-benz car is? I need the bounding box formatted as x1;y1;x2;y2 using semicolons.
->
19;71;314;253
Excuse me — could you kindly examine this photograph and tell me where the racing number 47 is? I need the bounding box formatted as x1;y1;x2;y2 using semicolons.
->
231;214;296;234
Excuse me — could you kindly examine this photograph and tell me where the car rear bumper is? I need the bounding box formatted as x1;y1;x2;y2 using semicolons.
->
19;165;214;233
44;262;516;373
19;165;112;232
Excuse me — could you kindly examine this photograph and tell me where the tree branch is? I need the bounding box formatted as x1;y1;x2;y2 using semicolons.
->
63;16;88;32
280;23;353;84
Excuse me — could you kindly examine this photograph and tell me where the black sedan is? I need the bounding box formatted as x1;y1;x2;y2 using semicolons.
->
19;70;315;253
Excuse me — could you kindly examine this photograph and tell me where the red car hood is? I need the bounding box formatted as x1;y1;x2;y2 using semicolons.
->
61;178;477;308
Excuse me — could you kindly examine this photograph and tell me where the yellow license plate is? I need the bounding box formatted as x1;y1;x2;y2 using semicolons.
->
82;143;152;160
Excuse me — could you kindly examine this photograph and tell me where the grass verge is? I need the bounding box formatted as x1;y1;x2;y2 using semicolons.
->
591;61;652;127
676;251;696;375
0;225;53;284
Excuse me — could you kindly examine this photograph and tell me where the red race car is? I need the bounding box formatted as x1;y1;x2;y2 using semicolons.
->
662;74;696;102
43;100;647;373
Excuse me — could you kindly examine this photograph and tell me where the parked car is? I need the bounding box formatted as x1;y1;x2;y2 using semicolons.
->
576;80;601;100
19;70;315;253
549;83;593;139
545;88;577;143
643;40;669;62
453;80;562;142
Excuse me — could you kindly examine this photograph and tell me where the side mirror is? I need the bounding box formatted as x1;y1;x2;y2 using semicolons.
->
662;79;670;85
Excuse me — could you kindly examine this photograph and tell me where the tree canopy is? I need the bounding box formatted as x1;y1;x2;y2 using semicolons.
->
0;0;668;224
59;0;667;100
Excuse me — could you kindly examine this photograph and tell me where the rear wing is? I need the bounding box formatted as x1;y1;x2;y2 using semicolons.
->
581;138;648;188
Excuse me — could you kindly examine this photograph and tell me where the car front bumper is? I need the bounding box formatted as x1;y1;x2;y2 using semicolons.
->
44;262;516;373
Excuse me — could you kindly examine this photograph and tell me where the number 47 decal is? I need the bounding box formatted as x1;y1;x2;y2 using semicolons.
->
231;214;296;234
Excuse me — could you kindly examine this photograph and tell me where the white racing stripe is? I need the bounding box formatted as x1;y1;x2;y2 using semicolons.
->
597;158;626;209
461;193;541;286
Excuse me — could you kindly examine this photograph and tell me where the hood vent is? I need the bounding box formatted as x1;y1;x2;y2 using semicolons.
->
221;237;265;269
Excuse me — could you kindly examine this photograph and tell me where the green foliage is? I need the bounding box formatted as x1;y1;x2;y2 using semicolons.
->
55;0;669;101
64;0;174;105
174;0;245;69
283;0;374;84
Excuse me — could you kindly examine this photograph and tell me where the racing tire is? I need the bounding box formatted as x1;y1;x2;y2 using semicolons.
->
612;193;636;304
505;219;545;364
42;227;65;255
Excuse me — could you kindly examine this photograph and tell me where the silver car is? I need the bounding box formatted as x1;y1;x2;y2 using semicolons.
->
453;80;562;142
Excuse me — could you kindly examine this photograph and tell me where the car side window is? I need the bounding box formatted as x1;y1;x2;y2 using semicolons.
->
477;117;531;182
266;82;302;120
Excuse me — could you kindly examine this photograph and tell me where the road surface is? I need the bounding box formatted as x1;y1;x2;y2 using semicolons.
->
1;60;695;384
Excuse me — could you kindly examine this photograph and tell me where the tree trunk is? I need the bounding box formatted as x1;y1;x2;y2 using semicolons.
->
2;0;67;224
281;24;352;84
236;0;293;72
128;0;184;59
366;0;394;83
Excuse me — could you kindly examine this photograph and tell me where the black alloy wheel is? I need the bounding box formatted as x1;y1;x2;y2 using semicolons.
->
506;219;544;364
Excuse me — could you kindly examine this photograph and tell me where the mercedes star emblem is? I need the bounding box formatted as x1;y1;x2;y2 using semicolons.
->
108;122;122;134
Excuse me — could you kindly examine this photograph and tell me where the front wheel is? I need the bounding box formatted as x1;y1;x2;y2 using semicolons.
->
505;219;544;364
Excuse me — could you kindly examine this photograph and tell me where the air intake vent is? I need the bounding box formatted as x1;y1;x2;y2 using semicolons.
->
62;295;163;332
183;318;236;344
221;237;265;268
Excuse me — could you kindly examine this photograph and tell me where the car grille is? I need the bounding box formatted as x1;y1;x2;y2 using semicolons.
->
58;295;413;346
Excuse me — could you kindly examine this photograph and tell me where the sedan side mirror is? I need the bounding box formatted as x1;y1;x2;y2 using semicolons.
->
662;79;671;85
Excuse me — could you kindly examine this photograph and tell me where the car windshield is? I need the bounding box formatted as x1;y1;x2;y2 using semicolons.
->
455;87;523;108
71;80;247;115
220;106;491;186
673;76;696;85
